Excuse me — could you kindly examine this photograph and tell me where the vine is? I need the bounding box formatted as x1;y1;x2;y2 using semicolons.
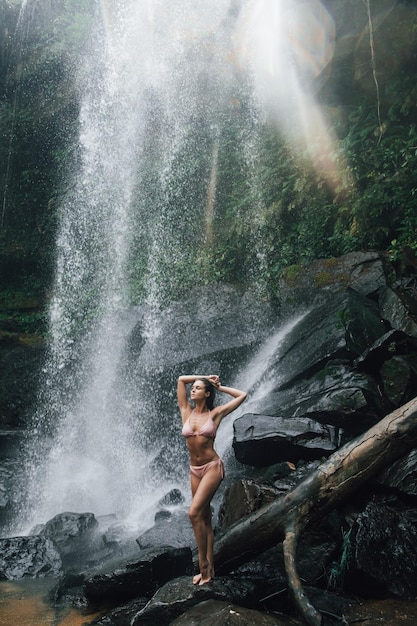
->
366;0;383;144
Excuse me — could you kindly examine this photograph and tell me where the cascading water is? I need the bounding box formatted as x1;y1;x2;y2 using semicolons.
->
15;0;335;534
215;312;308;462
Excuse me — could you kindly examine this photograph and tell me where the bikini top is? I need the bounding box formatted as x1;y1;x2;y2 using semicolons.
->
182;411;217;439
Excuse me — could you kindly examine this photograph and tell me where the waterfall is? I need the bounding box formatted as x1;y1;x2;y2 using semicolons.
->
15;0;335;533
19;0;244;532
215;312;307;461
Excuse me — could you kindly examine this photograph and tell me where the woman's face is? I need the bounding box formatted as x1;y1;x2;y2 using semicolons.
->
190;379;209;403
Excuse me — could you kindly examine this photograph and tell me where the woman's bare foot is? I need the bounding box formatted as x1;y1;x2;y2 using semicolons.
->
192;573;202;585
198;562;213;585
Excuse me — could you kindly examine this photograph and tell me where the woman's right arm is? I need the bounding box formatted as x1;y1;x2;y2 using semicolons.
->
177;376;191;415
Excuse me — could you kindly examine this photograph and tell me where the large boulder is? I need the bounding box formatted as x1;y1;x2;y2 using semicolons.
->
233;414;338;466
345;500;417;598
232;272;417;467
83;546;193;604
253;363;380;430
232;289;394;466
39;511;102;569
379;284;417;338
130;576;262;626
170;599;295;625
0;535;62;579
266;289;387;392
136;508;195;551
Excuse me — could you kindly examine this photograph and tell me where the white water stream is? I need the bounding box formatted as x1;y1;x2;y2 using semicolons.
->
14;0;334;534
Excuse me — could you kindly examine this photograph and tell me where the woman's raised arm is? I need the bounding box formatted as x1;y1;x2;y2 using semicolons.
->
213;384;247;421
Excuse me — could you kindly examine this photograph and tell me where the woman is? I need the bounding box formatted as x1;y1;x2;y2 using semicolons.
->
178;374;247;585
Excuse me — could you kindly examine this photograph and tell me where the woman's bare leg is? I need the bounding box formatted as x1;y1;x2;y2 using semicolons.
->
191;504;212;585
192;503;214;584
189;467;222;584
206;507;214;578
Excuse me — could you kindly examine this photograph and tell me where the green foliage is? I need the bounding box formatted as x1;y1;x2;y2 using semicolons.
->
0;0;90;303
337;91;417;254
1;1;417;323
328;527;353;591
281;265;302;287
0;288;47;334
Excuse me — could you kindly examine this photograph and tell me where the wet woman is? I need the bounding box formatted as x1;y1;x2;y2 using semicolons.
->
178;374;247;585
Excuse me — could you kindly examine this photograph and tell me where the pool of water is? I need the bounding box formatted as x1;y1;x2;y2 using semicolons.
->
2;578;417;625
0;580;103;626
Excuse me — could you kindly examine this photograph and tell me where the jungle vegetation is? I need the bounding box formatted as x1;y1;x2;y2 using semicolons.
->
1;0;416;333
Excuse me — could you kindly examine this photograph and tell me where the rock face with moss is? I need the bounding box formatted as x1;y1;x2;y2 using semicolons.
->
233;251;417;464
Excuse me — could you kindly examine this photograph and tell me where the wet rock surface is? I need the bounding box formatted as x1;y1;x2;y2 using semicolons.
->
233;413;338;465
169;598;298;626
130;576;267;626
345;499;417;598
0;535;62;579
136;508;195;551
39;511;102;569
83;546;193;605
343;598;417;625
1;251;417;625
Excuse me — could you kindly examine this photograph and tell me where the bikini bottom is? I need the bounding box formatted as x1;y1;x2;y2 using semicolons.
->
190;457;224;480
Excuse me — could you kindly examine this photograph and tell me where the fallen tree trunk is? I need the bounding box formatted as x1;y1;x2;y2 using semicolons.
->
214;396;417;625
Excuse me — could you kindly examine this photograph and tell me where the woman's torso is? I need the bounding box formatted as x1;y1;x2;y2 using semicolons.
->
182;410;219;465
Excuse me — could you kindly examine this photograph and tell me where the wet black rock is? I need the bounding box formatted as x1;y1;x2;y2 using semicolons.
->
0;535;62;579
379;284;417;338
233;413;338;466
170;598;296;626
130;576;262;626
217;479;281;533
136;508;195;550
378;448;417;498
266;289;387;392
345;500;417;598
83;546;193;605
39;511;103;569
88;597;149;625
157;488;185;507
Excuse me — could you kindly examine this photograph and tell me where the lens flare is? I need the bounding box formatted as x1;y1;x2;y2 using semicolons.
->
234;0;350;193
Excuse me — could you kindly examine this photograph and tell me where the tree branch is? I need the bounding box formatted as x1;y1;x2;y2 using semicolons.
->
283;529;322;626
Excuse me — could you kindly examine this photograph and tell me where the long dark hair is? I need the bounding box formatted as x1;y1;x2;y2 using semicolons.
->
200;378;216;410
